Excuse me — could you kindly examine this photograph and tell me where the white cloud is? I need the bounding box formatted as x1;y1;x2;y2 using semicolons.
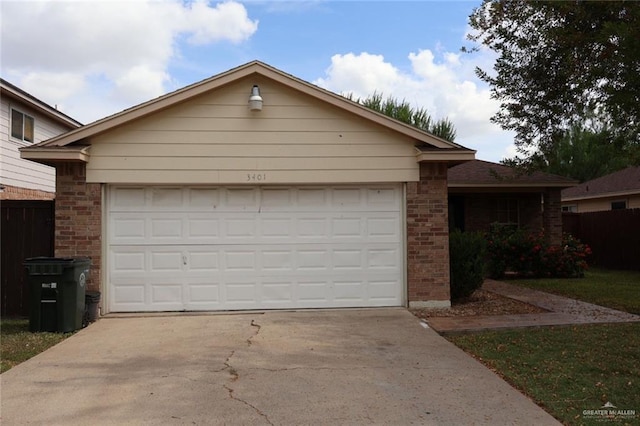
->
185;1;258;45
0;0;258;123
112;65;169;104
314;50;516;162
20;72;86;104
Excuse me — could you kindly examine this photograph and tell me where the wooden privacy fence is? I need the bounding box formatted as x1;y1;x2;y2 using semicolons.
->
563;208;640;271
1;200;54;317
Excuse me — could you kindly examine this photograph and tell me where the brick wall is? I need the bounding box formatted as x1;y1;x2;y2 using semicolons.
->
543;189;562;245
55;163;102;292
406;162;450;308
0;184;55;200
458;190;562;245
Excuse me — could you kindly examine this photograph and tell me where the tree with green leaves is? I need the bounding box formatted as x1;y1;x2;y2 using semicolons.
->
349;92;457;142
467;0;640;169
504;121;639;182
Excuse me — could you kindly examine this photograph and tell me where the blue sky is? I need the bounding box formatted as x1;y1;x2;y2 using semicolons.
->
1;1;515;161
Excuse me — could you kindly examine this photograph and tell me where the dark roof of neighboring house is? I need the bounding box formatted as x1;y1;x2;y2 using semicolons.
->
562;166;640;200
448;160;577;188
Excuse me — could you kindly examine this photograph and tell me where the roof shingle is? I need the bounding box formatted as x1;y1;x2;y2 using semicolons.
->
561;166;640;199
448;160;576;187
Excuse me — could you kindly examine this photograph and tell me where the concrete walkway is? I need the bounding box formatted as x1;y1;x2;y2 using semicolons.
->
427;280;640;334
0;309;559;425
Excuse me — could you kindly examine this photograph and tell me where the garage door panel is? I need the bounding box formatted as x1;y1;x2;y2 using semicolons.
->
151;218;183;239
368;217;399;237
368;248;400;269
151;283;182;305
261;218;293;237
297;249;330;270
297;281;328;303
261;250;294;271
225;281;258;303
188;218;220;238
188;251;220;271
225;187;259;208
112;282;146;305
369;280;402;302
187;284;220;304
112;217;146;240
112;187;146;209
151;188;183;209
225;218;256;238
297;217;328;238
108;185;403;312
188;188;220;207
331;187;362;206
332;249;363;269
331;217;362;237
334;281;364;301
261;281;294;304
112;251;146;272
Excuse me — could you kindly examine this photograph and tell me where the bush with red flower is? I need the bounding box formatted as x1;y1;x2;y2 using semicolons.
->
485;224;591;279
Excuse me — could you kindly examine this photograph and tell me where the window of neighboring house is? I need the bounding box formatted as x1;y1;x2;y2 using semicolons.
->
11;108;35;143
562;205;577;213
495;199;519;226
611;200;627;210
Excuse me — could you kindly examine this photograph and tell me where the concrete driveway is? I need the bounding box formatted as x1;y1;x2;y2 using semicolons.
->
1;309;559;425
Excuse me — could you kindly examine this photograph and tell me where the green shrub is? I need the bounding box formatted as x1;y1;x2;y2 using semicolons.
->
449;229;486;300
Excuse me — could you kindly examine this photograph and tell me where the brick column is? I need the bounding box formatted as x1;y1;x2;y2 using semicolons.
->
55;163;102;292
543;188;562;246
406;162;450;308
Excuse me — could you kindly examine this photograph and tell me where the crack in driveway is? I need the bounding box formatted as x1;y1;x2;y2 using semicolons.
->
222;320;272;425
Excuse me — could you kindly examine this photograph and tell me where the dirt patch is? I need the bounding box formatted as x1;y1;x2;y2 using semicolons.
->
411;289;547;320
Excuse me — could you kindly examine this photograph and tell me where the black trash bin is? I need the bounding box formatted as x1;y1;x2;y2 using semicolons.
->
84;291;101;326
24;257;91;333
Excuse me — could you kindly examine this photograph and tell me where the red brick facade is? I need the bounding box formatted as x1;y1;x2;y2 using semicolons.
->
458;189;563;246
406;163;451;307
543;189;562;245
462;193;543;233
55;163;102;292
0;184;55;200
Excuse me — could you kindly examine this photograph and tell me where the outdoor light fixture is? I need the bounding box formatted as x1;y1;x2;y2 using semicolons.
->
248;85;263;111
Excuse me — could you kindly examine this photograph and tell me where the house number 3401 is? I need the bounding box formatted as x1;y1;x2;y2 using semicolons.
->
247;173;266;182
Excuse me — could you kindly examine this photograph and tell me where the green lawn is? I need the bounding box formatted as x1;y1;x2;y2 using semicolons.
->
448;268;640;425
0;319;73;374
506;268;640;314
449;323;640;425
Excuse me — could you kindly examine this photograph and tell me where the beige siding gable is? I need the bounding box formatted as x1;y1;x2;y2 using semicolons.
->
87;76;420;184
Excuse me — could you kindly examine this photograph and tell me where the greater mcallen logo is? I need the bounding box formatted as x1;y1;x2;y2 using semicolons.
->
582;402;636;422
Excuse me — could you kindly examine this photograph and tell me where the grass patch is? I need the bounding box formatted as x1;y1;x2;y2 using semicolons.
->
507;268;640;314
449;323;640;425
1;319;73;374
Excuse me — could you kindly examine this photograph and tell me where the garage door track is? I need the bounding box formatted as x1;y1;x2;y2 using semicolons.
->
1;309;559;425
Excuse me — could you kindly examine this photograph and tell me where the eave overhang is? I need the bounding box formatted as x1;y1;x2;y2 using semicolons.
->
562;189;640;202
415;147;476;165
20;146;90;165
449;182;576;189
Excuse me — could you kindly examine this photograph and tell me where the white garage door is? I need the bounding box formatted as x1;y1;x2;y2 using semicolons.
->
107;185;403;312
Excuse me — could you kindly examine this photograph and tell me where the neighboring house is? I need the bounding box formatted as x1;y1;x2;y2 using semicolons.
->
448;160;577;243
21;61;475;313
561;166;640;213
1;78;81;200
